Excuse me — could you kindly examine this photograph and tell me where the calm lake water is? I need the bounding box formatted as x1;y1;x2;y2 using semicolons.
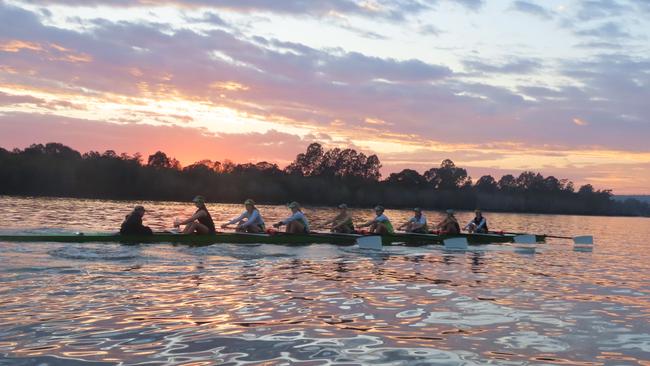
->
1;196;649;365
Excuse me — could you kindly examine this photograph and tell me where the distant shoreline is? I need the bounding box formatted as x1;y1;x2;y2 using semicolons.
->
2;142;649;218
2;194;648;219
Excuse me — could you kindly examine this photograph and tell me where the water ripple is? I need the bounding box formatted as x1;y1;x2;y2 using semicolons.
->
1;196;649;365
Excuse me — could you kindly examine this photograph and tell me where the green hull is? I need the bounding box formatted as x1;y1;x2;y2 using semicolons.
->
0;233;357;246
0;232;545;246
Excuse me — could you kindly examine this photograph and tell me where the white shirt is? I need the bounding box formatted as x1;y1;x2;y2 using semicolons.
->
465;217;486;230
282;211;310;231
375;214;390;223
409;215;427;226
228;209;264;228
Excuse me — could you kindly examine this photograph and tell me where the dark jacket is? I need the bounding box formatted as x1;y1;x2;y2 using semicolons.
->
120;213;153;235
196;207;216;233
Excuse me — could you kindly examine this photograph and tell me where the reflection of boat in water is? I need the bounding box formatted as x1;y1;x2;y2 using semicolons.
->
0;231;547;246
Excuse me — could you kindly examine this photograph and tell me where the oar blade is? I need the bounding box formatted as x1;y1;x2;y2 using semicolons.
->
357;235;383;250
514;234;537;244
443;237;468;251
573;235;594;245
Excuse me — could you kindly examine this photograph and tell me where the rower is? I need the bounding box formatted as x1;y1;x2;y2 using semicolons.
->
436;209;460;234
323;203;355;233
464;209;488;233
398;207;428;233
221;199;265;233
120;205;153;235
273;201;310;233
174;196;216;234
360;205;394;234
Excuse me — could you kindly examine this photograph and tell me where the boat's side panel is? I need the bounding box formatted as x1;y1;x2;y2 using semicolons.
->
0;232;546;245
0;233;358;246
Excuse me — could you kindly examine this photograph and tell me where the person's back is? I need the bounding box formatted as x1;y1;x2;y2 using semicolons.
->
195;206;216;233
120;207;153;235
448;219;460;234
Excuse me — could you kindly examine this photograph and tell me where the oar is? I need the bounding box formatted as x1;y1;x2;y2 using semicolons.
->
541;234;594;245
491;231;593;245
543;234;574;239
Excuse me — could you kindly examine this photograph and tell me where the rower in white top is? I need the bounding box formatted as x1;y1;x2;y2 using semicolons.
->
273;201;310;233
398;208;428;233
464;209;488;233
221;199;265;233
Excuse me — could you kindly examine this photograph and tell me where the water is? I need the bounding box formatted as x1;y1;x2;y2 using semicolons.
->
1;196;649;365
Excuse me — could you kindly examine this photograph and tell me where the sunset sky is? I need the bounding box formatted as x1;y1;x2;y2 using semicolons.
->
0;0;649;194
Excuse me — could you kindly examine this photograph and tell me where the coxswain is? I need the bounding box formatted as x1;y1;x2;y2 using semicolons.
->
120;205;153;235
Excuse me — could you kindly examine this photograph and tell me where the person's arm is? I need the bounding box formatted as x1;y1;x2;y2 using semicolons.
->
463;220;472;230
360;216;379;228
221;212;246;227
176;211;205;226
280;212;303;225
274;212;297;227
240;210;260;228
411;218;425;230
331;214;350;230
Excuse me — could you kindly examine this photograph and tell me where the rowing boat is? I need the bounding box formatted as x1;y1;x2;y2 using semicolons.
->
0;232;546;246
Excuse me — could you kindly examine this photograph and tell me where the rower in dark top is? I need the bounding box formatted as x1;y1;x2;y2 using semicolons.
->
436;209;460;234
174;196;216;234
464;209;488;233
120;205;153;235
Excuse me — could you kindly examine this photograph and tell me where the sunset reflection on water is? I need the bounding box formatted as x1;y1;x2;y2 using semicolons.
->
0;196;649;365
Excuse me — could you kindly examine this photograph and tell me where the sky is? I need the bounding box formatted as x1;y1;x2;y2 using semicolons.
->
0;0;649;194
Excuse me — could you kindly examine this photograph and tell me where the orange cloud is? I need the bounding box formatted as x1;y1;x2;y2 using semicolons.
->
0;40;42;52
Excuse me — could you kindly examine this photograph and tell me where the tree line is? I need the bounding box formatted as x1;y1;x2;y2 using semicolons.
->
1;142;648;216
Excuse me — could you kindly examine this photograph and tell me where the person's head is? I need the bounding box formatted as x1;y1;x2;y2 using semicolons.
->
244;199;256;211
192;195;206;208
413;207;422;217
475;209;482;217
446;209;455;217
338;203;348;212
288;201;301;212
133;205;145;217
374;205;384;215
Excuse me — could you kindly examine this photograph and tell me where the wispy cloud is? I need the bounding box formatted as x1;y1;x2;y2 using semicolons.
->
511;1;555;20
1;0;649;193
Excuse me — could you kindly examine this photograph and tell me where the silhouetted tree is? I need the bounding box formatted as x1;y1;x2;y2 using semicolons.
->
516;171;545;191
0;142;647;216
147;151;180;169
475;175;498;192
498;174;517;192
386;169;427;186
285;143;324;176
424;159;469;190
578;184;595;195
